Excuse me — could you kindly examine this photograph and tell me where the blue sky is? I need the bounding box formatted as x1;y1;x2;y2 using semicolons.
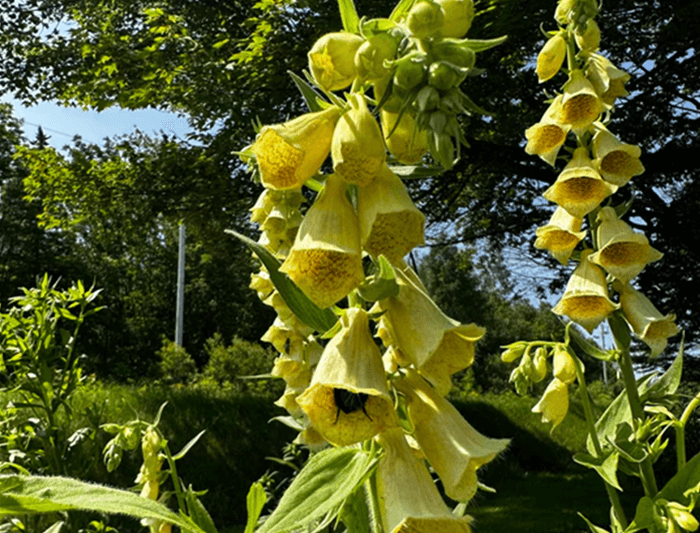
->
1;94;192;149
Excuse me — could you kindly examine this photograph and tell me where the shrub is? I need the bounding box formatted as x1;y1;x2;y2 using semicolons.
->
157;337;197;384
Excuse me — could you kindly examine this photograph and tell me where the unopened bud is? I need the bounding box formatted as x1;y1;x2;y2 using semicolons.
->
501;342;527;363
532;348;548;383
432;40;476;70
536;34;566;83
553;345;577;384
393;52;429;91
414;85;441;112
575;19;600;51
407;0;445;39
308;32;364;91
355;32;400;81
428;60;467;91
435;0;474;38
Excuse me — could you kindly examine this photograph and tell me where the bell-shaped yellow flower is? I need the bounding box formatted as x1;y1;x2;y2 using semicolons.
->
376;429;474;533
308;32;364;92
614;281;680;357
250;270;274;301
588;207;663;283
436;0;474;38
552;249;620;333
252;107;341;190
332;93;386;186
575;19;601;51
552;345;577;384
534;206;587;265
373;269;485;394
279;174;365;308
543;147;618;218
532;378;569;429
525;96;572;166
591;125;644;187
557;70;605;134
395;371;509;502
357;164;425;263
271;339;322;389
380;110;428;164
585;53;630;107
554;0;575;24
536;33;567;83
296;308;396;446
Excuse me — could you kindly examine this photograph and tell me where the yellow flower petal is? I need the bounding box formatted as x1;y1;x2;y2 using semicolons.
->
557;70;605;134
309;32;364;91
537;33;567;83
591;124;644;186
525;96;571;166
532;378;569;429
534;206;587;265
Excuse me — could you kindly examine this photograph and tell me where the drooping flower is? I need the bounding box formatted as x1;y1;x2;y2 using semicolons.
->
588;207;663;283
557;69;605;134
375;428;474;533
373;268;485;395
380;110;428;164
394;370;509;502
543;147;617;218
308;32;365;92
552;345;577;384
613;281;680;357
436;0;474;38
296;308;396;446
585;54;630;107
532;378;569;429
332;93;386;186
536;33;567;83
279;174;365;308
357;164;425;263
552;248;619;333
534;206;587;265
251;107;341;190
591;125;644;187
525;96;572;166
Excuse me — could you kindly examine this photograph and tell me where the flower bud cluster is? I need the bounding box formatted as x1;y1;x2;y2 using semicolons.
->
525;0;679;365
135;428;171;533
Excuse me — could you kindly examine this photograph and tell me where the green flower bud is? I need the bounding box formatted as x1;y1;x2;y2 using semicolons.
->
432;40;476;70
414;85;441;112
355;32;400;81
532;348;548;383
438;89;463;114
407;0;445;39
501;341;527;363
393;52;429;91
436;0;474;38
428;60;467;91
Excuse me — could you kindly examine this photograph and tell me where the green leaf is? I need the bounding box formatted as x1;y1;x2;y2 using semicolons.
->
288;71;325;113
455;36;508;52
338;485;372;533
607;313;631;352
567;323;617;362
359;18;395;38
573;451;622;490
643;344;683;400
257;447;379;533
185;486;219;533
389;165;444;179
578;513;611;533
357;255;399;302
625;496;666;533
389;0;414;22
337;0;360;33
0;475;204;533
172;430;206;461
657;451;700;506
244;482;267;533
225;229;338;333
41;521;65;533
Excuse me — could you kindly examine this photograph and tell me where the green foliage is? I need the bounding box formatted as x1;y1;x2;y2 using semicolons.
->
157;338;197;385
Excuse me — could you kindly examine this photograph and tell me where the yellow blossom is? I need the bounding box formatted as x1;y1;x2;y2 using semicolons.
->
591;125;644;186
552;249;620;333
395;370;509;502
332;93;386;186
309;32;364;91
614;281;680;357
532;378;570;429
296;308;396;446
585;54;630;107
525;96;572;166
557;70;605;134
543;147;617;218
589;207;663;283
536;33;567;83
357;164;425;263
575;19;601;51
279;174;365;308
534;206;587;265
380;110;428;164
251;107;341;190
552;345;577;384
375;429;474;533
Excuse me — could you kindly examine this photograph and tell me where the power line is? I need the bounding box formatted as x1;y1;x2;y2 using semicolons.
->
22;121;83;139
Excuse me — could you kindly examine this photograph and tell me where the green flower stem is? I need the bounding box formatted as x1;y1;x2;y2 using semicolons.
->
575;361;628;529
616;344;659;497
676;390;700;470
163;441;187;516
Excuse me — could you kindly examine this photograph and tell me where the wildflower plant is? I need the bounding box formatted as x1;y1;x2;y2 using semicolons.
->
505;1;700;532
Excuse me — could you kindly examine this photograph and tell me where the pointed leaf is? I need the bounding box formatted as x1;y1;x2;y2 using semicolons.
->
257;447;379;533
338;485;372;533
359;18;395;38
643;345;683;400
456;36;508;52
288;71;325;113
245;483;267;533
41;522;65;533
389;165;444;179
568;323;617;362
389;0;414;22
185;487;219;533
357;255;399;301
625;496;665;533
226;229;338;333
172;430;206;461
338;0;360;33
578;513;611;533
573;451;622;490
657;451;700;506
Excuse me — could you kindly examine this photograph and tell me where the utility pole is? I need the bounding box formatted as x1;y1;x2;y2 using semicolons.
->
175;223;185;346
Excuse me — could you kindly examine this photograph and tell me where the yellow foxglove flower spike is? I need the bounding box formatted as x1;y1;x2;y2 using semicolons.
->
591;125;645;187
375;428;474;533
536;33;567;83
613;281;680;357
585;54;631;107
552;248;620;333
357;164;426;263
543;147;618;218
589;207;663;283
380;110;428;165
279;174;365;308
394;370;509;502
557;70;605;134
296;308;396;446
308;32;365;92
332;93;386;186
534;206;587;265
251;106;341;190
524;95;572;166
532;378;570;429
372;268;485;395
